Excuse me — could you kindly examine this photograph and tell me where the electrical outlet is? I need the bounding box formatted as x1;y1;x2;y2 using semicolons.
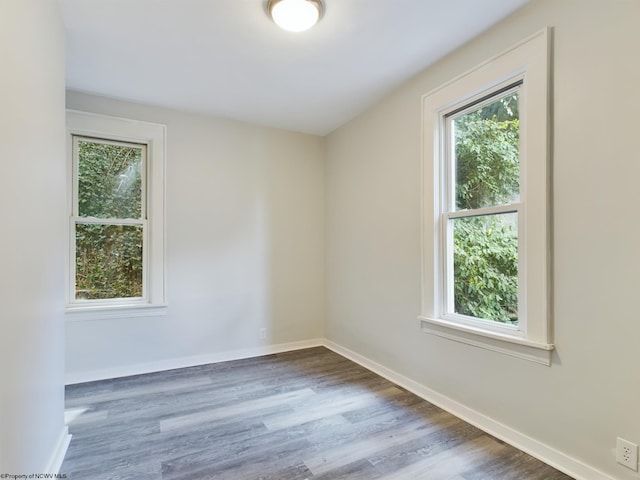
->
259;328;267;339
616;437;639;471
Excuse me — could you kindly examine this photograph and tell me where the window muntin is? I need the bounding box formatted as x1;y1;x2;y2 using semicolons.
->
72;136;148;303
441;87;522;331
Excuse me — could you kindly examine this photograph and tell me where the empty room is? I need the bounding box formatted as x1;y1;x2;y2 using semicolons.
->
1;0;639;479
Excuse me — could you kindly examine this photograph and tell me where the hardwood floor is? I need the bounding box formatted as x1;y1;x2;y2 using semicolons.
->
61;347;573;479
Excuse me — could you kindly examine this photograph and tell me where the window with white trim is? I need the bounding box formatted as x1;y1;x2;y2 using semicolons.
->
420;29;553;365
66;111;166;319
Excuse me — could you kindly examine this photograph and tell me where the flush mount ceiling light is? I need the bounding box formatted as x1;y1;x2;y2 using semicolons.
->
268;0;323;32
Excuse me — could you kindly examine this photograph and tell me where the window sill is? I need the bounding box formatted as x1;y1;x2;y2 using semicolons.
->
418;316;554;366
66;303;168;322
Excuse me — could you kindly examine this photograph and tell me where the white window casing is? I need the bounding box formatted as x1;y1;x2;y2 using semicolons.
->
419;29;553;365
66;110;167;320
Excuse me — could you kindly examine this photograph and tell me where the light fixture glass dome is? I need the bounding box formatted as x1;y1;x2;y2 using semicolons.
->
268;0;323;32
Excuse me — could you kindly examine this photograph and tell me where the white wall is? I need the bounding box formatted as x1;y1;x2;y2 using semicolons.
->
0;0;68;472
325;0;640;479
65;92;325;381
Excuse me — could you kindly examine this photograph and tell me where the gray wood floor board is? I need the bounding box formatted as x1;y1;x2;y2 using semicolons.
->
160;414;331;476
62;439;161;477
303;413;460;475
376;435;510;480
339;390;445;427
104;377;309;425
192;415;354;480
162;438;313;480
64;461;162;480
460;448;572;480
263;386;403;431
366;419;487;475
63;419;161;468
66;375;213;408
299;400;456;464
311;459;383;480
72;418;270;474
160;387;316;432
61;347;573;479
254;462;315;480
292;404;442;465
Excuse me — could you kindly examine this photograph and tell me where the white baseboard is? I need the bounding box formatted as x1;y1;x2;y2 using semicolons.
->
65;339;323;385
45;426;71;473
322;339;616;480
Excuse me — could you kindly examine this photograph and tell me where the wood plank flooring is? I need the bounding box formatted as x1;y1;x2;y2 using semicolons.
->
61;347;573;479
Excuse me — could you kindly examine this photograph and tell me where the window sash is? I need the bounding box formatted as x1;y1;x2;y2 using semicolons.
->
440;85;525;335
441;206;524;337
72;135;148;220
443;84;522;215
71;219;149;305
70;135;150;305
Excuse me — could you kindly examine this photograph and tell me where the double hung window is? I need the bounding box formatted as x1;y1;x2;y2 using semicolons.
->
443;84;522;332
72;137;146;301
66;111;166;319
420;30;553;364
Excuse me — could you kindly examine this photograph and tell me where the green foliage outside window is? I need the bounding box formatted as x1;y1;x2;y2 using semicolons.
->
77;140;142;218
76;224;143;300
452;93;520;324
75;140;144;300
453;215;518;324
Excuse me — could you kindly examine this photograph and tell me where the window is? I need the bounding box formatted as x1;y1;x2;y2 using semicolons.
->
444;85;522;331
420;29;553;365
73;137;146;301
66;111;166;319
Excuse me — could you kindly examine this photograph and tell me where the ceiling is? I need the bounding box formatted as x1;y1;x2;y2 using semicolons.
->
59;0;530;135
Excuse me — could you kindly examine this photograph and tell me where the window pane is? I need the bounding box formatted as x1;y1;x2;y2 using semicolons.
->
453;91;520;210
452;213;518;325
77;139;143;218
75;223;143;300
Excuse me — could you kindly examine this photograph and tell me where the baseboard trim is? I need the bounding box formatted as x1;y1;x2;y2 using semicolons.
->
65;338;324;385
322;339;616;480
45;426;71;473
